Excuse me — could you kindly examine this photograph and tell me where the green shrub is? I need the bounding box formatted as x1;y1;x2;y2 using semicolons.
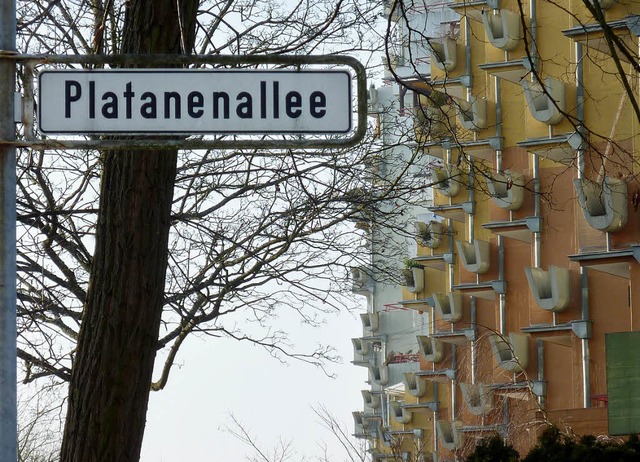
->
465;434;519;462
522;426;640;462
465;426;640;461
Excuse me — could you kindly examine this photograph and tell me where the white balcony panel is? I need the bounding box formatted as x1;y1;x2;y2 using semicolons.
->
456;239;491;274
489;333;530;373
486;170;525;211
574;177;628;232
525;265;571;312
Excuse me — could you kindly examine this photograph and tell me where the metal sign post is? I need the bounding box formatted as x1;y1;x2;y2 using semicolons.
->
0;0;17;459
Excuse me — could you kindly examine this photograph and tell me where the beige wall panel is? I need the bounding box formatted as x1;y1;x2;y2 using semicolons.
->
501;82;528;146
547;407;608;437
544;341;577;410
539;165;578;260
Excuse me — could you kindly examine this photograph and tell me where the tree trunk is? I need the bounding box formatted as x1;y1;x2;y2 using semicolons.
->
60;1;197;461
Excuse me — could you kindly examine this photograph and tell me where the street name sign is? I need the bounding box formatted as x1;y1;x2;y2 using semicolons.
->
38;69;352;135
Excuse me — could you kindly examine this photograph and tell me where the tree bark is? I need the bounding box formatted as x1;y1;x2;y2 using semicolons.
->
60;1;198;461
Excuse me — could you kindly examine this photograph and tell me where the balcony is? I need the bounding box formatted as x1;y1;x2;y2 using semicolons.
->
521;77;566;125
361;389;381;409
350;266;373;296
456;239;491;274
390;400;412;424
404;372;430;398
415;220;446;249
429;36;458;71
460;382;494;416
481;8;522;51
360;312;380;333
486;170;525;211
433;292;463;322
368;365;389;386
437;420;465;450
524;266;571;312
352;338;370;356
573;176;628;232
457;97;488;131
417;335;445;362
433;163;463;197
403;266;425;294
352;411;370;439
489;333;530;373
415;106;449;141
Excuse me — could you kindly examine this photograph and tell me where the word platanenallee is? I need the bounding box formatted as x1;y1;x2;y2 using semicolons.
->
63;80;328;121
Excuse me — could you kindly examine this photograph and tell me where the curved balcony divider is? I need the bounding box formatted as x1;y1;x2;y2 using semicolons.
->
433;292;463;322
361;389;381;409
404;372;430;398
368;365;389;386
350;266;373;295
458;97;488;131
352;411;365;436
433;163;462;197
353;411;377;438
486;170;525;211
415;220;446;249
360;312;380;333
352;338;370;356
456;239;491;274
429;36;458;71
521;77;566;125
417;335;445;362
415;105;448;139
524;265;571;312
404;267;425;294
436;420;465;450
390;400;412;424
460;382;494;416
573;177;628;232
481;8;522;51
489;333;530;373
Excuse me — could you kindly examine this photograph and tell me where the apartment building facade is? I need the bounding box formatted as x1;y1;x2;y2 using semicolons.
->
353;0;640;460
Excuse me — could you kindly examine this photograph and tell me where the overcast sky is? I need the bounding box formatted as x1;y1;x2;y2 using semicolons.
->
140;301;366;461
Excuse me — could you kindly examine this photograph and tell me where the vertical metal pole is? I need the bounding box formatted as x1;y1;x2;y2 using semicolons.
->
433;383;439;459
581;267;591;408
470;297;477;384
450;344;457;420
537;339;545;409
0;0;17;459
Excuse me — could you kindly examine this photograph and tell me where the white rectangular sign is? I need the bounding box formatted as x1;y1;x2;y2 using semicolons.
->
38;69;352;135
